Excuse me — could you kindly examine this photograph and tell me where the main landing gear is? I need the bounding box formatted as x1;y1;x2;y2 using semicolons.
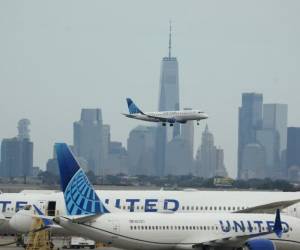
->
162;123;166;126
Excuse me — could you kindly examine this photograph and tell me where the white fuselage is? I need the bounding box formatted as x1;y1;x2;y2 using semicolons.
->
2;190;300;234
57;212;300;250
129;110;208;123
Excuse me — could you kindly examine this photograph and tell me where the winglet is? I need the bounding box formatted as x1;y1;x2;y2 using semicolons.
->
274;209;283;238
126;98;144;114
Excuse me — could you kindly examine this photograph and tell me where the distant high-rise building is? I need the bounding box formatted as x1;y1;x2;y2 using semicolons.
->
128;126;156;176
240;143;265;180
215;148;228;177
263;104;288;152
165;137;192;176
263;103;288;177
286;127;300;181
17;119;31;140
195;125;227;178
155;23;180;176
256;129;279;178
238;93;263;179
181;108;194;159
0;119;33;180
176;113;195;175
73;109;104;175
104;141;128;175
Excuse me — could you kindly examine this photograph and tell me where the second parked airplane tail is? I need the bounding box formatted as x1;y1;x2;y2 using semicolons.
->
55;143;109;216
126;98;144;114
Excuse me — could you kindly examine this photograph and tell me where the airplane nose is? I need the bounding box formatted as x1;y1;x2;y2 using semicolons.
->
202;113;208;119
9;211;33;233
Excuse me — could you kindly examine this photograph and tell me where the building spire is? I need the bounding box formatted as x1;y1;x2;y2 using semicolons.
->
168;20;172;58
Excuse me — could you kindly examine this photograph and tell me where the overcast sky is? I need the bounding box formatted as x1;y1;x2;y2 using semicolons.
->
0;0;299;177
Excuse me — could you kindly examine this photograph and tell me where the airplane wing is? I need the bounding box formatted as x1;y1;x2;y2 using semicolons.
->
61;214;101;223
121;113;137;118
143;114;175;123
235;199;300;214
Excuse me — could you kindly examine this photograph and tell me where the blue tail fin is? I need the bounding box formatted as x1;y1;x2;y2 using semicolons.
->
274;209;283;238
55;143;109;216
126;98;143;114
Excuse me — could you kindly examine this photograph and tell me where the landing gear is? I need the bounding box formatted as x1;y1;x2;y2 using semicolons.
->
170;123;174;127
162;123;166;126
197;121;200;125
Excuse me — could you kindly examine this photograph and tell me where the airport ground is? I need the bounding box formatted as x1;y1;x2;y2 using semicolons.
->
0;236;120;249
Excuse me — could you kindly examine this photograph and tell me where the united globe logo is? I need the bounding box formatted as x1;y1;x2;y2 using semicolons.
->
64;169;105;215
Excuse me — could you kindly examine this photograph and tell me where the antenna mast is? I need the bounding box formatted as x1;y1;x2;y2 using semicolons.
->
168;21;172;58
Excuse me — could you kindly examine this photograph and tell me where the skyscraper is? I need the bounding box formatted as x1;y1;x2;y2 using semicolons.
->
155;23;180;176
263;104;288;177
0;119;33;180
238;93;263;179
286;127;300;181
73;109;104;175
195;125;227;178
263;104;288;153
165;137;192;176
128;126;156;176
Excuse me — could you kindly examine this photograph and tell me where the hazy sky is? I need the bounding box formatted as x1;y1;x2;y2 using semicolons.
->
0;0;299;177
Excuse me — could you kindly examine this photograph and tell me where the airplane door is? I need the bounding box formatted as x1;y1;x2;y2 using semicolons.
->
47;201;56;216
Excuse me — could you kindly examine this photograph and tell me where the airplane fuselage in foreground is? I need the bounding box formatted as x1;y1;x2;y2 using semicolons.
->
2;190;300;235
56;212;300;250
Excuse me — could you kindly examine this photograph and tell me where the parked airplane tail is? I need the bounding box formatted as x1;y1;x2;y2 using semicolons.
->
55;143;109;216
126;98;144;114
274;209;283;238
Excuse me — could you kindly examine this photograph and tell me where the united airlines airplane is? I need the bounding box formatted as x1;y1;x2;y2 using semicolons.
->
10;143;300;250
122;98;208;126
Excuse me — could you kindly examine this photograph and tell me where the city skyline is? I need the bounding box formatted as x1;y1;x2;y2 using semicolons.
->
1;1;300;178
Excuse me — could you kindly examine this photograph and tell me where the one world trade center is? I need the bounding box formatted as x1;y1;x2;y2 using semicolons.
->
155;23;180;176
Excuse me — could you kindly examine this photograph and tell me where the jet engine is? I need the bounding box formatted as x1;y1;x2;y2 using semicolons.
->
244;239;276;250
